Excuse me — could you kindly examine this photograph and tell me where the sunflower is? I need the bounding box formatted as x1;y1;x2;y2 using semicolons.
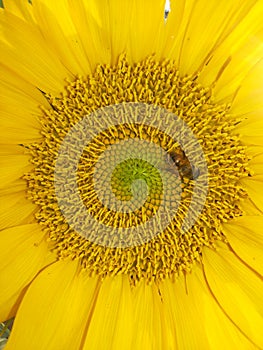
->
1;0;263;349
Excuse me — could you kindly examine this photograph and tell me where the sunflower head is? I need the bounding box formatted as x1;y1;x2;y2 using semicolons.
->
22;54;250;285
1;0;263;349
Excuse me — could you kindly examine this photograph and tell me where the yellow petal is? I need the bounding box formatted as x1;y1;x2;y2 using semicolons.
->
0;189;36;229
31;0;91;76
68;0;112;70
240;175;263;212
163;0;191;62
198;1;263;101
203;243;263;349
3;0;35;23
0;64;49;144
130;281;164;349
5;260;100;350
234;119;263;147
0;63;48;108
161;271;211;348
83;275;133;350
162;266;256;349
242;135;263;147
246;145;263;158
0;179;26;196
0;144;26;155
164;0;262;92
88;0;135;64
240;198;262;216
68;0;134;67
69;0;166;69
231;59;263;118
109;276;133;350
102;0;134;65
167;1;250;73
248;153;263;175
223;216;263;276
127;0;167;63
0;10;72;95
0;224;47;322
0;153;32;189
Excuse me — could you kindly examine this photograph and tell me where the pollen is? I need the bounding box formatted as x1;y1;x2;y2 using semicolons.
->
24;55;250;285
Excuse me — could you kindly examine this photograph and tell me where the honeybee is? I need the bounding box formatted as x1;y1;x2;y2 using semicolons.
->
165;149;200;180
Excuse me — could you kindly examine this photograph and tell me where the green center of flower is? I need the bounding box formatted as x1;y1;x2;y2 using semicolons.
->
24;55;250;285
111;158;161;211
112;158;158;197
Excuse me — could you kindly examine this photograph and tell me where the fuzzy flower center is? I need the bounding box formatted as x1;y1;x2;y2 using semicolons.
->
24;55;250;285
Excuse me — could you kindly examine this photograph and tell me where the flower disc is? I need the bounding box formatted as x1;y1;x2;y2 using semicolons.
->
25;56;250;284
